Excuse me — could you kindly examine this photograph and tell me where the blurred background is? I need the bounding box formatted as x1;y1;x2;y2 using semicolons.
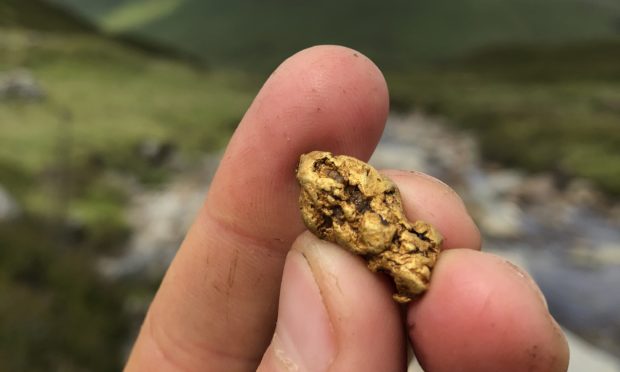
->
1;0;619;370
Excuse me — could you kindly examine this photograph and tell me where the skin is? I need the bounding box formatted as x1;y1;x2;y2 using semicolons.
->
124;45;569;372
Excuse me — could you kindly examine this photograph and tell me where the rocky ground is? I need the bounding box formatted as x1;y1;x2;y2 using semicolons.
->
105;112;620;370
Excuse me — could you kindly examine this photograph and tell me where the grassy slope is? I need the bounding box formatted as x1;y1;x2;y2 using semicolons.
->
0;0;95;31
105;0;620;197
51;0;620;71
46;0;620;197
1;0;254;245
45;0;126;20
389;42;620;195
1;31;248;172
1;29;251;221
0;2;253;370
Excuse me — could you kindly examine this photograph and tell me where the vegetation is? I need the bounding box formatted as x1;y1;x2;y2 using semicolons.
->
51;0;620;70
0;25;252;240
49;0;620;196
388;42;620;196
0;0;93;31
1;0;620;369
0;217;129;372
0;1;253;370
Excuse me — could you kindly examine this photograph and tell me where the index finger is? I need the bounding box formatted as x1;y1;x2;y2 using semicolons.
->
125;46;389;372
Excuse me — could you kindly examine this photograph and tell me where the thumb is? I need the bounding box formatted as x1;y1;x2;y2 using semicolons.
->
258;232;406;372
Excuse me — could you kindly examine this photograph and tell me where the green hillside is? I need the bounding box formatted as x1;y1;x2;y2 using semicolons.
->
31;0;620;197
390;41;620;195
0;2;252;370
0;0;94;31
49;0;620;71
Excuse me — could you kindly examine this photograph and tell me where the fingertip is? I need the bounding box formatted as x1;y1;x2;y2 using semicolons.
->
208;45;390;244
272;45;389;131
382;170;482;250
288;232;407;371
259;234;408;371
255;44;389;159
258;249;336;372
408;249;569;372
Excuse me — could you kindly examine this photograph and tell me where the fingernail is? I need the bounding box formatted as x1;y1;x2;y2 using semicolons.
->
271;249;336;371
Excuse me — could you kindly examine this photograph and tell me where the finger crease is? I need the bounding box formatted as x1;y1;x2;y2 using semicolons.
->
204;206;292;254
147;308;260;371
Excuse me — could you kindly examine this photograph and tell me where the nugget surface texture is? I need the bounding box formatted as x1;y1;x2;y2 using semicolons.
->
296;151;443;303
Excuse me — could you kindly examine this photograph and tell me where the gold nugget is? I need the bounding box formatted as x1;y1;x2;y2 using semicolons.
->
296;151;442;303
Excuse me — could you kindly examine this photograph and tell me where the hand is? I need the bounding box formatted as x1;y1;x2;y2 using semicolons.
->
124;46;569;372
